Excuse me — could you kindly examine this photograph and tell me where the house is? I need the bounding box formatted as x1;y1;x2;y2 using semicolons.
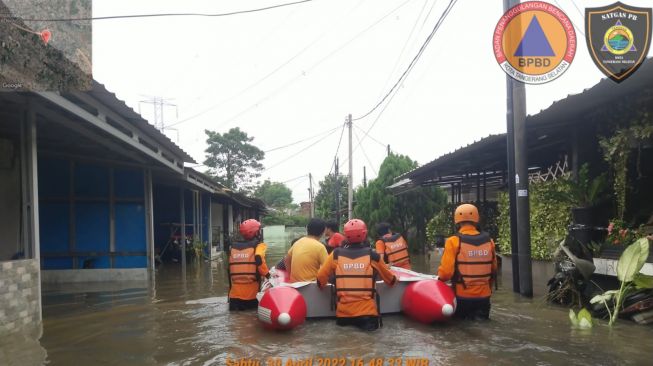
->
389;58;653;276
0;81;265;336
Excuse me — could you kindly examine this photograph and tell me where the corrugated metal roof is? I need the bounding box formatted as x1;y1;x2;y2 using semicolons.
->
396;57;653;184
397;133;506;181
88;80;196;163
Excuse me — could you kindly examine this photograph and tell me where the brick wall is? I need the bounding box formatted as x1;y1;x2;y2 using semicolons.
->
0;259;41;337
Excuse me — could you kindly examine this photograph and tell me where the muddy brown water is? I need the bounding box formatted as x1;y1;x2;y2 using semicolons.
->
2;230;653;365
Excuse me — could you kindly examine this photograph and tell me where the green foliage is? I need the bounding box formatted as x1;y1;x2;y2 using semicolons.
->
428;202;500;246
354;153;448;251
261;211;309;227
599;112;653;220
497;178;575;260
557;164;608;207
204;128;264;193
591;238;650;326
569;308;593;329
254;180;293;210
314;174;349;224
426;205;455;244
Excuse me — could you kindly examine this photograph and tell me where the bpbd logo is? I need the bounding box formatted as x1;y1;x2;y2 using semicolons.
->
493;1;576;84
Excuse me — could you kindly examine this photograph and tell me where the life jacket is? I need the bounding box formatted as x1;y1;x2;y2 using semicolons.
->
382;233;410;266
453;232;495;289
228;240;261;285
334;247;377;304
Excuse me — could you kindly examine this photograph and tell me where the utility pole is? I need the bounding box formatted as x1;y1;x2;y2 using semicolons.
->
504;0;532;297
387;145;391;156
347;114;353;220
334;158;340;225
308;173;314;218
363;166;367;188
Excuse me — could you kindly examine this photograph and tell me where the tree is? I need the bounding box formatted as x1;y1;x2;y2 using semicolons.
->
254;180;293;210
314;173;349;225
354;153;447;251
203;128;264;192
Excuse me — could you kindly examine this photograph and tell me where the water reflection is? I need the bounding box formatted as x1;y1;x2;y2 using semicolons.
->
5;226;653;365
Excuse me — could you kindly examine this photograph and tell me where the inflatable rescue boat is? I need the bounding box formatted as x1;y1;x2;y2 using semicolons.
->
257;266;456;330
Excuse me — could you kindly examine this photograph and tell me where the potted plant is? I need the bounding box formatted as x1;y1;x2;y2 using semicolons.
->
563;164;608;226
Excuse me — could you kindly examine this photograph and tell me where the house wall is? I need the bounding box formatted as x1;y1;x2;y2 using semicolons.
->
0;259;41;336
38;156;148;281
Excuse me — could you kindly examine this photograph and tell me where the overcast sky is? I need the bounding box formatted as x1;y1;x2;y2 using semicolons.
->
92;0;653;203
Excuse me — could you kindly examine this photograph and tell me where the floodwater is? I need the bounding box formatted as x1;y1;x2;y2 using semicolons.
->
2;227;653;366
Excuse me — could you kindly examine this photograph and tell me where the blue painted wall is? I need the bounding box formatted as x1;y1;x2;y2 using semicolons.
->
38;157;147;270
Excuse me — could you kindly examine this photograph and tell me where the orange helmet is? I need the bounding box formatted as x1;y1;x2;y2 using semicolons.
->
343;219;368;243
239;219;261;240
454;204;479;224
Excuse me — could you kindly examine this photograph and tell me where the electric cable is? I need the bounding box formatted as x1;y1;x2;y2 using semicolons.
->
353;121;387;149
11;0;317;22
353;129;378;176
552;0;584;37
263;125;340;172
328;122;348;176
181;0;415;130
264;124;341;153
352;0;457;122
377;0;429;99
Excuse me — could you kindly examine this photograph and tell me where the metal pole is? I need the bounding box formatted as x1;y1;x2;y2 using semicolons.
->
347;114;353;220
309;173;314;218
504;0;532;297
363;166;367;188
335;158;340;225
180;186;186;268
513;71;533;298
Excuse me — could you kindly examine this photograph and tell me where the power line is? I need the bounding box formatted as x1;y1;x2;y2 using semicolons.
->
352;0;457;122
179;0;415;130
12;0;317;22
353;129;378;176
281;174;309;184
328;122;348;176
353;123;386;149
263;125;340;172
551;0;584;37
264;124;341;153
377;0;429;99
174;0;367;118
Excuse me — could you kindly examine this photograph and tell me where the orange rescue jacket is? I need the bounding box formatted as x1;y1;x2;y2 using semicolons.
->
377;234;411;269
334;247;375;304
229;240;260;285
453;232;495;290
437;225;497;299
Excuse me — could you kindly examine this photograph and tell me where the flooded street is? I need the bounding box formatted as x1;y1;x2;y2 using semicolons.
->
4;229;652;365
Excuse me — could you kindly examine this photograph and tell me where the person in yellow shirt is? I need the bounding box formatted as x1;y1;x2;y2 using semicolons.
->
228;219;269;311
286;218;328;282
317;219;396;331
437;204;497;320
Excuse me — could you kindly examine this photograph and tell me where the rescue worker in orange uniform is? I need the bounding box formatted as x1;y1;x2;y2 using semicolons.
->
375;222;411;270
437;204;497;320
317;219;397;331
324;220;345;254
228;219;269;311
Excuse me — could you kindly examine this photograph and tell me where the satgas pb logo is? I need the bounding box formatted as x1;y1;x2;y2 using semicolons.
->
493;1;576;84
585;2;652;83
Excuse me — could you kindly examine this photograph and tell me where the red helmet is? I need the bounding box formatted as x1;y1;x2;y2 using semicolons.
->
239;219;261;240
343;219;368;243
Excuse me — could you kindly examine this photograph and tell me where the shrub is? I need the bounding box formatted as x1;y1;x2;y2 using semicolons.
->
497;178;575;260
